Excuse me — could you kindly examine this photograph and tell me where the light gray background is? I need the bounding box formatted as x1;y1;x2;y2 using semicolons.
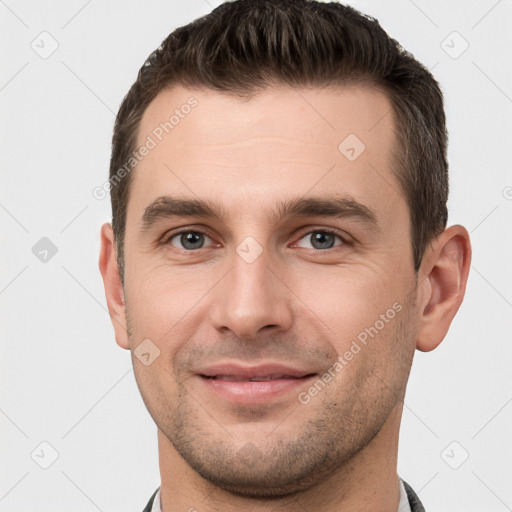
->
1;1;511;511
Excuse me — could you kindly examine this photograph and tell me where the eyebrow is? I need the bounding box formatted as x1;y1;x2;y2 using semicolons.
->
140;196;224;231
140;194;379;232
276;196;378;228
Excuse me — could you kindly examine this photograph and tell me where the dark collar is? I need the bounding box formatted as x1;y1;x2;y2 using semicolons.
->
141;487;159;512
403;480;426;512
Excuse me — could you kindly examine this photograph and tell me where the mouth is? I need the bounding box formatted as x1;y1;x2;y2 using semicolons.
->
201;374;314;381
196;363;317;404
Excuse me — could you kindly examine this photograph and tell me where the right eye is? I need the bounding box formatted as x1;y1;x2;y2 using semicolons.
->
166;230;215;250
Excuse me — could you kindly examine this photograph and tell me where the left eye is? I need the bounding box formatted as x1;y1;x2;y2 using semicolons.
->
295;230;344;250
167;231;215;250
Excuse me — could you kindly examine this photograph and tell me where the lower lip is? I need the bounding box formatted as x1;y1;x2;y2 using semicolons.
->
199;375;316;404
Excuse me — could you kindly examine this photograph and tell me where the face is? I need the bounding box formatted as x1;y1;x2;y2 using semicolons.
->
121;84;419;496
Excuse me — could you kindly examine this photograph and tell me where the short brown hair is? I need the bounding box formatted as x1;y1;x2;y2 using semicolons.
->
109;0;448;284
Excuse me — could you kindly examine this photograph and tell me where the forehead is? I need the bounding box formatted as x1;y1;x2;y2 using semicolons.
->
138;82;395;151
129;83;404;225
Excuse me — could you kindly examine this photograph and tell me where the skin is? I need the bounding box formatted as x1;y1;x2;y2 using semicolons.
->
99;84;471;511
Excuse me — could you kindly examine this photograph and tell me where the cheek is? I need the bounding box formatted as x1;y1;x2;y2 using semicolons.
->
125;272;192;416
130;352;182;431
292;264;404;339
290;264;412;390
124;263;215;353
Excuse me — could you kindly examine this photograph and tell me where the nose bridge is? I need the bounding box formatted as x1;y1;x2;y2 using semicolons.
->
210;243;292;338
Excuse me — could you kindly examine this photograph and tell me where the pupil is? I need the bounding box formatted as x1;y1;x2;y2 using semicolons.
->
311;232;334;249
181;232;203;249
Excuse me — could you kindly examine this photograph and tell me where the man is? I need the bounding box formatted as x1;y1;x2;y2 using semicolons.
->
99;1;471;510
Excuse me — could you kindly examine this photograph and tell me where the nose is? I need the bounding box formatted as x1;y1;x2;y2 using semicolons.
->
209;248;294;339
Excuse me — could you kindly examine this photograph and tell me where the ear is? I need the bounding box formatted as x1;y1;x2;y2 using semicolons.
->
98;223;130;350
416;225;471;352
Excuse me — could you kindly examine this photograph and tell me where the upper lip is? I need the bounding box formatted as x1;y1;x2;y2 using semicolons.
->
197;362;316;379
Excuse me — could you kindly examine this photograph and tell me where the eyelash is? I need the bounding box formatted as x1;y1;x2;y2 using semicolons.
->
161;227;351;251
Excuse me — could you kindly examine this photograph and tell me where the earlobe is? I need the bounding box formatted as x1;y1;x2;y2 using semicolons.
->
416;225;472;352
98;223;130;350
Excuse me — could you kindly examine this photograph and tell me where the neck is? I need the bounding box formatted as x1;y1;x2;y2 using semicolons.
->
158;402;403;512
